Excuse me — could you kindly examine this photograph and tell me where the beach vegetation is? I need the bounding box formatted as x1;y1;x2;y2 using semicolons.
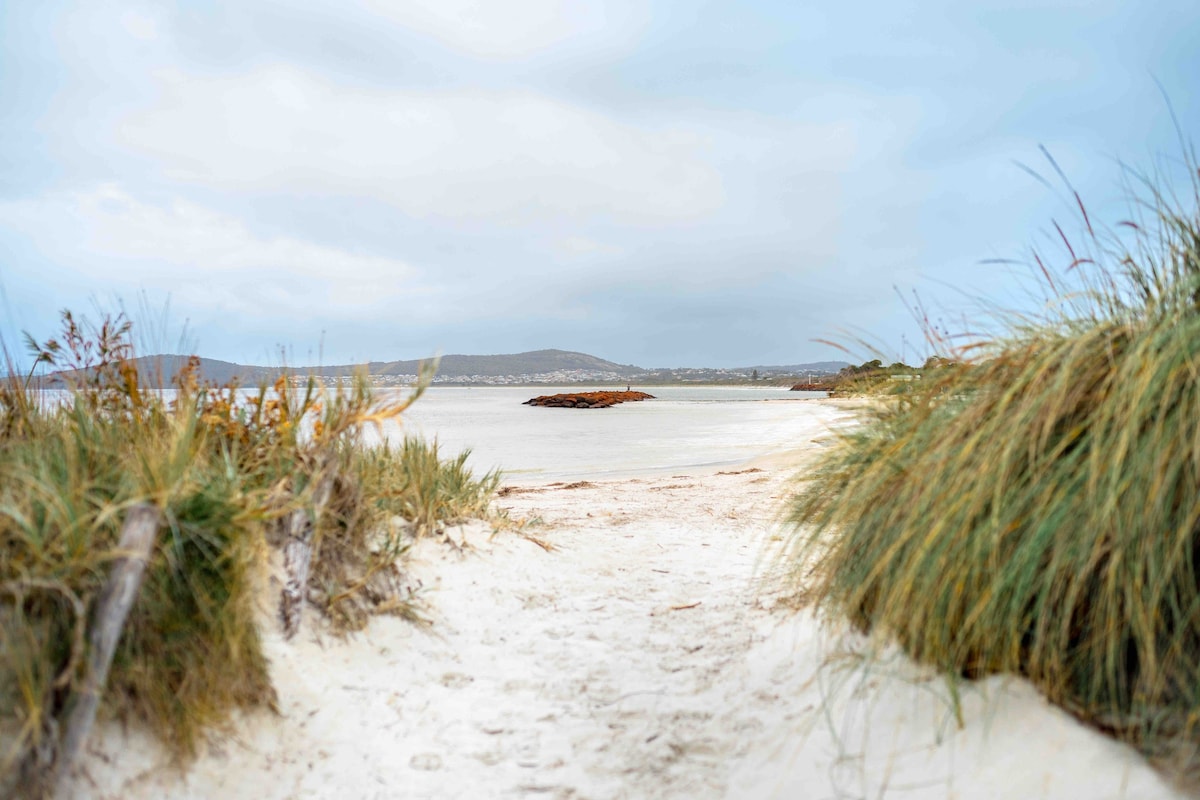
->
825;357;925;395
782;152;1200;777
0;313;500;796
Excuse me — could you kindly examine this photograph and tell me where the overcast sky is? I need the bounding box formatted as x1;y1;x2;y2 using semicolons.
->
2;1;1197;369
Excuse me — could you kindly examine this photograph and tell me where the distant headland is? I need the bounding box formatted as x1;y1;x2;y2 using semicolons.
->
38;350;848;388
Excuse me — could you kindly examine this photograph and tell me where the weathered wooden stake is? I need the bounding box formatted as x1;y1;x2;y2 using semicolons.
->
53;502;160;786
280;468;335;639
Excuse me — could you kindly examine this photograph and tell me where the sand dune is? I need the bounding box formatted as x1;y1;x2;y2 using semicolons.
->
69;432;1183;799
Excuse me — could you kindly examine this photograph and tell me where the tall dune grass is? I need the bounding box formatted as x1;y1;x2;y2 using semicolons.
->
783;157;1200;772
0;313;501;795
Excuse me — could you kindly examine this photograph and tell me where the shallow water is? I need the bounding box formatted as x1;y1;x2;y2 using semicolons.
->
370;385;839;482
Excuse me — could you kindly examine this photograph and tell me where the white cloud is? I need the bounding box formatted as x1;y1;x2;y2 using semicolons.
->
0;186;425;319
110;65;732;227
119;11;160;42
359;0;638;59
97;63;865;254
552;236;625;257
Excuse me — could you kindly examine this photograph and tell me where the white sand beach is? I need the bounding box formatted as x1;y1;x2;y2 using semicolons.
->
66;405;1185;800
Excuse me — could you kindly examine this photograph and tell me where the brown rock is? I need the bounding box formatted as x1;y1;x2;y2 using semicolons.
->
523;390;656;408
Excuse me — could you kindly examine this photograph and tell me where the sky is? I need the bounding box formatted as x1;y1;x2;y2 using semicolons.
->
1;1;1198;369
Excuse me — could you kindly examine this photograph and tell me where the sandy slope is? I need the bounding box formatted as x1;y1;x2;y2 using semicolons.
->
68;409;1185;799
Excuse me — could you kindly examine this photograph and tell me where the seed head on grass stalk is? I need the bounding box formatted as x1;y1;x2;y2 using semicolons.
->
782;150;1200;778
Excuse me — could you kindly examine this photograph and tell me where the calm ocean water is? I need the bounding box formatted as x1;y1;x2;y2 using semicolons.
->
369;385;845;483
36;385;847;482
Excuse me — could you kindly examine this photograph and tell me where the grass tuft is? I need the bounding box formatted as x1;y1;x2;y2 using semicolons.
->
782;154;1200;774
0;315;501;795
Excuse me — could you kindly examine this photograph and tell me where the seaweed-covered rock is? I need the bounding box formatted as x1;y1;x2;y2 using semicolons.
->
523;391;655;409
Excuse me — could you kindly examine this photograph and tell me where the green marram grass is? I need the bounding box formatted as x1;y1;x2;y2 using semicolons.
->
783;159;1200;772
381;436;502;538
0;314;502;796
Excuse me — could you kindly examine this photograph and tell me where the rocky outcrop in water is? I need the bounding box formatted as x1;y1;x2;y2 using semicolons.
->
523;391;655;409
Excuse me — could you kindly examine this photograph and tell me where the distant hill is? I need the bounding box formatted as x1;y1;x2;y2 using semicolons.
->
42;355;279;388
372;349;640;378
40;349;848;386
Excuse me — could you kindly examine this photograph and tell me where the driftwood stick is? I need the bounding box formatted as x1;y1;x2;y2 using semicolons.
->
53;503;160;786
280;467;335;639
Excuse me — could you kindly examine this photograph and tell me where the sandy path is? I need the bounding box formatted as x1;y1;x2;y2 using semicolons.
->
71;443;1185;799
466;469;791;798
